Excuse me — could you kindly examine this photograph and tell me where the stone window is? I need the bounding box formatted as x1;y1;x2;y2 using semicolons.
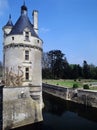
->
12;37;14;40
25;67;29;80
25;50;29;60
25;31;29;41
37;40;39;43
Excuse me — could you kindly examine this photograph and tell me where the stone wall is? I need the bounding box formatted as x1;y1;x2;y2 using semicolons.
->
4;31;42;87
3;87;43;130
43;83;97;108
77;89;97;108
4;44;42;86
42;83;68;100
0;85;3;130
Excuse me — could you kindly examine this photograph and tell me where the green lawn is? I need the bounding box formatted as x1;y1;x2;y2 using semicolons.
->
42;79;97;89
43;79;82;88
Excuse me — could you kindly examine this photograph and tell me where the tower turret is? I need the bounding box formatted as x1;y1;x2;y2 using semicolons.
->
3;3;43;93
3;3;43;129
3;15;13;36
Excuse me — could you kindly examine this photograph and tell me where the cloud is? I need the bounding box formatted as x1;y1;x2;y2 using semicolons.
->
0;0;9;16
40;27;50;34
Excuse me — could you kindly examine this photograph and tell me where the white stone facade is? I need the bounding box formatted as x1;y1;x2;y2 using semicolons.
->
3;34;42;86
3;4;43;87
2;4;43;130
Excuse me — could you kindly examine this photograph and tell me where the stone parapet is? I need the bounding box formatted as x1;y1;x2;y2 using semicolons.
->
43;83;97;108
3;87;43;130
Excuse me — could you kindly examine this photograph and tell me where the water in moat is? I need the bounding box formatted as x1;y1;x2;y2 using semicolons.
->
12;92;97;130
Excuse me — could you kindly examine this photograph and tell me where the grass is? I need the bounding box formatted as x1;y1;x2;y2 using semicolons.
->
89;87;97;90
43;79;82;88
42;79;97;89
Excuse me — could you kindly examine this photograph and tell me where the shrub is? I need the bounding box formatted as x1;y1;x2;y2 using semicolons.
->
74;79;76;82
83;84;89;89
78;78;81;81
73;83;78;89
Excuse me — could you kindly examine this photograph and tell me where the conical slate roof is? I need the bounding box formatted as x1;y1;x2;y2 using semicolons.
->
9;15;39;38
5;15;13;27
9;4;39;38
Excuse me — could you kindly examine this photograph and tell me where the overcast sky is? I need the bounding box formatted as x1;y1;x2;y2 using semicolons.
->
0;0;97;65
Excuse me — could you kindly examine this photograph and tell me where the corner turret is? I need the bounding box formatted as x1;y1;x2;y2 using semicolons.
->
3;15;13;36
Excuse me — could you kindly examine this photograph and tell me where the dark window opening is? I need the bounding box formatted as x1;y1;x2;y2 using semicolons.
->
25;32;29;41
25;50;29;60
12;37;14;40
37;40;39;43
25;67;29;80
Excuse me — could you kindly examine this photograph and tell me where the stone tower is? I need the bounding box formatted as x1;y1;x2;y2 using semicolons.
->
2;3;43;129
3;3;43;103
3;3;43;86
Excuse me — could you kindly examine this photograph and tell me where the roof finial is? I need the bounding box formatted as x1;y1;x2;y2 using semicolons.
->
21;0;27;15
23;0;25;5
5;14;13;27
9;14;11;19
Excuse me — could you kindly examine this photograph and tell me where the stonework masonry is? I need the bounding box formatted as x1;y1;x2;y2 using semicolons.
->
2;3;43;130
3;3;43;87
43;83;97;108
0;85;3;130
3;87;43;130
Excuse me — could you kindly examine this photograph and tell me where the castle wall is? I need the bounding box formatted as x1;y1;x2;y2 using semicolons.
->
31;49;42;86
4;35;42;48
4;33;42;87
2;4;43;130
0;85;3;130
43;83;97;108
3;87;43;130
4;46;42;86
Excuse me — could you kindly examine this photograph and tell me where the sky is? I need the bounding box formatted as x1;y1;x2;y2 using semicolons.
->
0;0;97;66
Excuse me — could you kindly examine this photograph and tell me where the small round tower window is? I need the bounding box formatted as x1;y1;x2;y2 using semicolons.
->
12;37;14;40
37;40;39;43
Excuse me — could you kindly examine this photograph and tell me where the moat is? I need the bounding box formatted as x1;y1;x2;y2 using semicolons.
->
11;92;97;130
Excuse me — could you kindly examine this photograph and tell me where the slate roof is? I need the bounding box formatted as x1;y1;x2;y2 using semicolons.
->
5;15;13;27
9;5;39;38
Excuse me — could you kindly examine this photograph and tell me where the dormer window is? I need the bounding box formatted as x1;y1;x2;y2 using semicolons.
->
25;31;29;41
24;27;30;41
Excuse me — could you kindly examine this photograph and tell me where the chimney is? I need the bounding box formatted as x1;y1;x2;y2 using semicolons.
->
33;10;38;34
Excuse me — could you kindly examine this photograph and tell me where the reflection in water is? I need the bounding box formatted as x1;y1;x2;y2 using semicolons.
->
43;92;97;130
43;92;97;122
12;92;97;130
11;122;43;130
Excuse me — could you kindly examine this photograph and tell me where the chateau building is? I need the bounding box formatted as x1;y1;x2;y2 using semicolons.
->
2;3;43;129
3;3;43;87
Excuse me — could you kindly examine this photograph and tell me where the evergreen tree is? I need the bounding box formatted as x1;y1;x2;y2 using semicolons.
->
42;50;97;79
48;50;65;79
83;60;90;79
